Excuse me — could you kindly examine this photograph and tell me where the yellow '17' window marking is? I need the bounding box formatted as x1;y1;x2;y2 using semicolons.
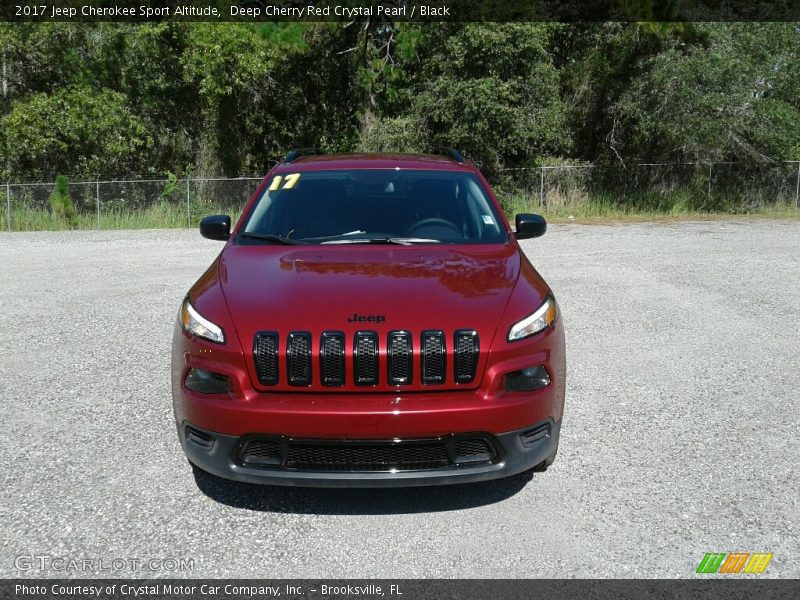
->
268;173;301;191
282;173;301;189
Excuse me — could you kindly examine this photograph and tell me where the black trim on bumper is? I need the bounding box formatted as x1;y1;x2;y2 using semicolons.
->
179;420;560;488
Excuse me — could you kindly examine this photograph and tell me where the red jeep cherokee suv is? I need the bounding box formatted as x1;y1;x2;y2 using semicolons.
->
172;149;565;487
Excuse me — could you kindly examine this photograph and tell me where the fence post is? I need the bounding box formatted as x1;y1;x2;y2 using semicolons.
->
95;180;100;229
5;180;10;232
795;161;799;210
539;167;545;208
186;175;191;228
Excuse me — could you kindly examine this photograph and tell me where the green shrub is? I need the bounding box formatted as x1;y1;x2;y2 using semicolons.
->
160;171;178;201
48;175;76;226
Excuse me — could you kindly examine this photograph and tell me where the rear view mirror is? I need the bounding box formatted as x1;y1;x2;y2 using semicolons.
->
514;214;547;239
199;215;231;240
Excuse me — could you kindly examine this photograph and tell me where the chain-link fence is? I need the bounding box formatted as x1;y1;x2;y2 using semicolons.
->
2;163;799;231
1;177;263;231
498;161;800;215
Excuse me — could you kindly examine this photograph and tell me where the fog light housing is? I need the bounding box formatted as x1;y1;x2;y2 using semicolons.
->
504;366;550;391
185;368;231;394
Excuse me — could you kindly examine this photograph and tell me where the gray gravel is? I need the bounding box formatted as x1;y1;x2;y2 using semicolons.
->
0;220;798;579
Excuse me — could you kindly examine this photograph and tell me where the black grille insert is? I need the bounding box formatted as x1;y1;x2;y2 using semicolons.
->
421;330;446;384
286;331;312;386
454;438;495;463
353;331;379;385
387;331;413;385
320;331;345;386
286;443;449;471
240;439;283;467
454;329;479;383
236;435;500;472
253;331;279;385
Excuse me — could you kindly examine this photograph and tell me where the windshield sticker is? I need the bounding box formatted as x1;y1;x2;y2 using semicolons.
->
268;173;302;191
481;215;495;225
282;173;301;189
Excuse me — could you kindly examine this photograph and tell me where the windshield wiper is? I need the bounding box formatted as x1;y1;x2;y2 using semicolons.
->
239;232;305;245
306;230;367;242
321;237;441;245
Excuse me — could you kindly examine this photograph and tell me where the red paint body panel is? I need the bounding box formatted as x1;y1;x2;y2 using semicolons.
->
172;153;565;445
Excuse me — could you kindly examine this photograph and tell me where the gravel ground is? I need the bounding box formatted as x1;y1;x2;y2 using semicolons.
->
0;220;798;579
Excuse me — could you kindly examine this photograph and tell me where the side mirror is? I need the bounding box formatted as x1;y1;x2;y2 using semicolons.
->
514;214;547;239
200;215;231;240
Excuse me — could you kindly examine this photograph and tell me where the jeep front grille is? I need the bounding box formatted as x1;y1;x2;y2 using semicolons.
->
387;330;412;385
320;331;345;386
354;331;379;385
454;329;479;383
421;330;446;384
252;328;481;388
286;332;312;386
253;331;279;385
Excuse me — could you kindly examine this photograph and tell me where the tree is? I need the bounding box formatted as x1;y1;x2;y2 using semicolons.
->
403;24;568;176
0;86;150;179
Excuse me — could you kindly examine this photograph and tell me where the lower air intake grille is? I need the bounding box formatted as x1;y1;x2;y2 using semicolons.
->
354;331;379;385
421;330;446;384
285;443;450;472
236;435;500;472
239;439;282;466
253;332;279;385
387;331;412;385
454;438;495;462
287;332;312;386
454;330;479;383
320;332;345;386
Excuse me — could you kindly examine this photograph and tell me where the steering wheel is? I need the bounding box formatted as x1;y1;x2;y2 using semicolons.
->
407;217;462;238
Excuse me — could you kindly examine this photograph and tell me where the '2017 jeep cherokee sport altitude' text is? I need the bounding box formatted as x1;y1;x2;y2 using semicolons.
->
172;149;565;487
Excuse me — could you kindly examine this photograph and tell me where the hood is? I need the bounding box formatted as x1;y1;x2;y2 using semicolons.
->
214;243;524;391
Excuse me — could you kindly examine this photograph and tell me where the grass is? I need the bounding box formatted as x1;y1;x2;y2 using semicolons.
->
1;195;797;232
3;201;241;232
500;189;800;224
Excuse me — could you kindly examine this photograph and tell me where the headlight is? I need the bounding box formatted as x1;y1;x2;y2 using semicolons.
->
180;298;225;344
508;296;557;342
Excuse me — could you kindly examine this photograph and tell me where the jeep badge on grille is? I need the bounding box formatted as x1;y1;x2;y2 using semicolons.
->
347;314;386;324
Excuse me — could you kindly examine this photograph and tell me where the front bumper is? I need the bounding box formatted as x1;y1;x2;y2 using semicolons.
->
179;419;560;488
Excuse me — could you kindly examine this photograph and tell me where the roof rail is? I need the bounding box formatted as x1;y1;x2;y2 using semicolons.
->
431;147;465;163
284;148;324;164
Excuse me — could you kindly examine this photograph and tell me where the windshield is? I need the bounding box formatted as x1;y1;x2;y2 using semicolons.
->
239;169;508;245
